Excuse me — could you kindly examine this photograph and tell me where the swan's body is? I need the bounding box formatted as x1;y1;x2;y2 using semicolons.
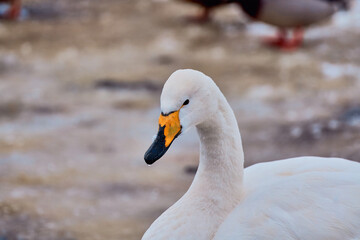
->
216;157;360;240
143;69;360;240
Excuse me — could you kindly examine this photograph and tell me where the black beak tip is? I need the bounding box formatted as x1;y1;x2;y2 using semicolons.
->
144;151;158;165
144;142;169;165
144;125;180;165
144;126;169;165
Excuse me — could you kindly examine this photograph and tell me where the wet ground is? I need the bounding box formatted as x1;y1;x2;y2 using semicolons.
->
0;0;360;239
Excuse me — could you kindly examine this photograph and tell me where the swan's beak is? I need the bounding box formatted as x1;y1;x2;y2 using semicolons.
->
144;110;182;165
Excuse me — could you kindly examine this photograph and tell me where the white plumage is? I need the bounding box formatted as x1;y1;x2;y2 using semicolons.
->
142;69;360;240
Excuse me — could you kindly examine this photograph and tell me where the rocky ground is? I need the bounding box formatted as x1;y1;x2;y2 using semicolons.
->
0;0;359;239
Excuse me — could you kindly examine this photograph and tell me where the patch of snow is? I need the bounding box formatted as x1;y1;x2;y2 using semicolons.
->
321;62;360;80
327;119;340;130
245;85;275;99
10;188;36;199
310;123;323;138
290;126;303;138
152;33;183;54
332;1;360;29
245;23;276;37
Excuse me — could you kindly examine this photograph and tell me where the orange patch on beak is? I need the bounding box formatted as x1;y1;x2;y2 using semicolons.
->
158;110;182;147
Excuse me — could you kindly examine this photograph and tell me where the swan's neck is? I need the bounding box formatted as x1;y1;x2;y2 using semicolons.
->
142;88;245;240
188;95;244;209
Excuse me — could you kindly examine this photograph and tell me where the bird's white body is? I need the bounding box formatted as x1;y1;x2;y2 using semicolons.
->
142;69;360;240
216;157;360;240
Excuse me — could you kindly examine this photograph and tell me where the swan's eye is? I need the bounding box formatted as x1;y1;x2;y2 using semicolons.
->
183;99;189;106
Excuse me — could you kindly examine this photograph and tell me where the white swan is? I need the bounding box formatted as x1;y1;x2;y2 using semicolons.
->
142;69;360;240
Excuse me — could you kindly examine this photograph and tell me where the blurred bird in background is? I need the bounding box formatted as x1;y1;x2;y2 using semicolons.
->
180;0;351;49
0;0;21;20
236;0;351;49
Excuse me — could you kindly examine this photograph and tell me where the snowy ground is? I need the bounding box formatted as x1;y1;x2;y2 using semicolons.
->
0;0;360;239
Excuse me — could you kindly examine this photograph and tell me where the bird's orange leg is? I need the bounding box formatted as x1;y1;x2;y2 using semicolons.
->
262;29;287;47
279;27;304;51
2;0;21;20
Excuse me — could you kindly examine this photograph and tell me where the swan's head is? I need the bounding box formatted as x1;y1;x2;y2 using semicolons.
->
144;69;219;165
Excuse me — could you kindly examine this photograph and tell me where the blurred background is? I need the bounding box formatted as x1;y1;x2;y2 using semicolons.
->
0;0;359;239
